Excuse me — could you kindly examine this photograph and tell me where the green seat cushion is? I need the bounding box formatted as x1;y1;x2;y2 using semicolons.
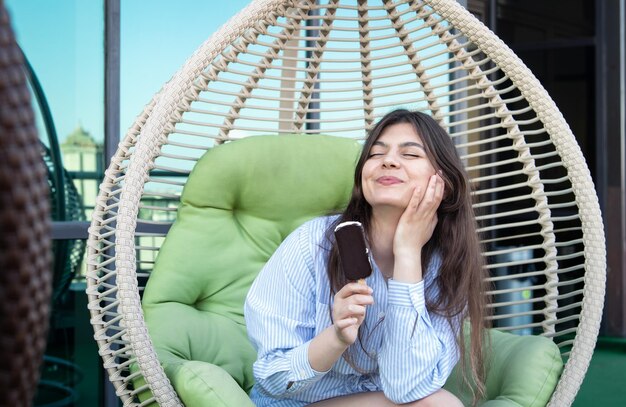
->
444;328;563;406
142;135;362;406
141;134;563;406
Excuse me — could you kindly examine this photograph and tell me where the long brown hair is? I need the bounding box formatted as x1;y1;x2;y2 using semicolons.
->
325;109;490;403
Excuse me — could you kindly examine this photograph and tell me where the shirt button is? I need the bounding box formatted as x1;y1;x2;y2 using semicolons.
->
378;311;385;319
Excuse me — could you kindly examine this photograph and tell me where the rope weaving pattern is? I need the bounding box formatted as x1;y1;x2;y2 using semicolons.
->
85;1;606;405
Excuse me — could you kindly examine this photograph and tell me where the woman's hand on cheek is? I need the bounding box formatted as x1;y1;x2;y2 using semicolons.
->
332;283;374;347
393;173;444;257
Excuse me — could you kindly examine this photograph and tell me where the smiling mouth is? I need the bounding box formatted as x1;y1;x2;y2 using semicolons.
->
376;176;403;186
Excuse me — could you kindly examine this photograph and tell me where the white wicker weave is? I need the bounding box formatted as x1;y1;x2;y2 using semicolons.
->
86;0;606;405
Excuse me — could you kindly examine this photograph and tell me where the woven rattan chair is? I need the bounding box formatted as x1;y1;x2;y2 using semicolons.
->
87;0;606;405
0;2;52;405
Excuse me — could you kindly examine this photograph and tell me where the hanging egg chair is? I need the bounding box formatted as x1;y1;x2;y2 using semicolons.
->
86;0;606;406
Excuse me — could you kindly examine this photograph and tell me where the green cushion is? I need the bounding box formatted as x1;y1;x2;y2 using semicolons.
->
444;329;563;406
142;135;361;406
142;134;563;406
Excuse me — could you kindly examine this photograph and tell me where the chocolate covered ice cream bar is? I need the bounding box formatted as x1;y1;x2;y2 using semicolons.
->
334;221;372;283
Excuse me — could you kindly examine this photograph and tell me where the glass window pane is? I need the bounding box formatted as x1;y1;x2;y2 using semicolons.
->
6;0;105;220
120;0;250;134
121;1;250;228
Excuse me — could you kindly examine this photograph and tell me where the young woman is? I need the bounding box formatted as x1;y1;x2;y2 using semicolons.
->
245;109;488;406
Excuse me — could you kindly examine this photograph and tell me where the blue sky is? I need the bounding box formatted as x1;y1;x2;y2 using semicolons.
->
6;0;250;142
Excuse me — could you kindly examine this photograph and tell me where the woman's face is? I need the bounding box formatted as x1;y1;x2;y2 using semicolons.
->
361;122;437;211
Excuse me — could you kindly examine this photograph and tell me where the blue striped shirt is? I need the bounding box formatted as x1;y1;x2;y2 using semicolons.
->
244;216;461;406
